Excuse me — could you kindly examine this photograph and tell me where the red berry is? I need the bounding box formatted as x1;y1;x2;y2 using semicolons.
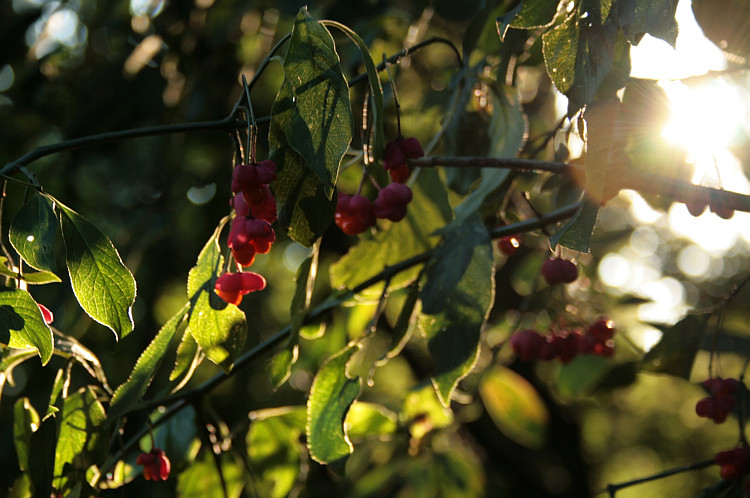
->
37;303;54;325
685;199;707;217
537;336;560;361
498;235;521;256
695;397;717;418
510;329;545;361
710;201;735;219
335;194;376;235
389;163;410;183
137;448;171;481
214;272;267;305
382;136;424;173
227;217;275;266
557;329;584;364
541;257;578;285
372;183;413;222
587;318;615;341
716;447;750;480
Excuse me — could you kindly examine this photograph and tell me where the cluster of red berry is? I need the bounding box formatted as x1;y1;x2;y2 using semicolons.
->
541;257;578;285
136;447;171;481
214;160;278;305
497;234;521;256
334;136;421;235
510;318;616;364
695;377;739;424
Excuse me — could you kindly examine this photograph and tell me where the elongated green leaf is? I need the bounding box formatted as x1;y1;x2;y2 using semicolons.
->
480;365;548;449
330;169;452;292
643;315;708;379
376;282;420;366
402;383;454;440
55;198;136;340
247;407;306;498
419;215;495;406
496;1;523;41
177;451;246;498
53;387;108;491
307;344;362;470
321;20;384;161
13;397;39;472
542;9;578;95
169;331;201;384
0;287;53;364
284;9;352;199
0;256;61;284
549;196;600;253
186;226;246;373
10;193;58;274
108;302;190;420
270;77;336;246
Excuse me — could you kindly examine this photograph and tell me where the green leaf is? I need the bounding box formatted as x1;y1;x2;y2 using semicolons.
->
0;287;53;364
177;450;246;498
402;382;454;440
376;282;420;366
270;77;336;246
510;0;558;29
451;85;525;226
549;196;600;253
321;20;384;161
247;407;306;498
146;404;201;469
55;198;136;340
615;0;679;47
307;344;362;470
345;402;397;439
542;9;578;95
419;215;495;406
643;315;708;379
9;193;58;274
0;259;62;285
169;330;201;384
330;169;452;292
270;249;318;389
13;397;39;472
28;416;56;498
480;365;548;449
284;9;352;199
556;354;613;396
108;302;190;420
53;386;108;491
186;226;247;373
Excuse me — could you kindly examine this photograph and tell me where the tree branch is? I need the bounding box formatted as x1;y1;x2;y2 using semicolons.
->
598;458;715;496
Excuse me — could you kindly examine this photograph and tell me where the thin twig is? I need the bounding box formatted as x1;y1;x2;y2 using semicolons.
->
599;458;715;496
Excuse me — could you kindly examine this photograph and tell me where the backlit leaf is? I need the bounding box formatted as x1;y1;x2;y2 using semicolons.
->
55;198;136;340
307;343;362;470
108;302;190;420
9;193;58;274
549;196;600;253
270;78;336;246
13;397;39;472
345;402;397;439
480;365;548;448
53;386;108;491
247;407;306;498
177;450;246;498
510;0;558;29
419;214;495;406
186;225;246;373
0;287;53;364
0;258;62;285
284;8;352;199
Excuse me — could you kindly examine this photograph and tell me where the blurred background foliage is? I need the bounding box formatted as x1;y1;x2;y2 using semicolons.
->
3;0;750;496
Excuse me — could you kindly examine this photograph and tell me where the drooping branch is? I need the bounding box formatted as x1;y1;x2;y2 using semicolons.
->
95;200;581;482
411;156;750;213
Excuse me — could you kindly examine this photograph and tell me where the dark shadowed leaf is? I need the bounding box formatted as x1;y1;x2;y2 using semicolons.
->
0;287;53;365
186;225;246;373
419;214;495;406
307;343;362;470
9;193;58;274
28;415;56;498
510;0;558;29
643;315;709;379
549;196;600;253
55;198;136;340
13;397;39;472
615;0;679;47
